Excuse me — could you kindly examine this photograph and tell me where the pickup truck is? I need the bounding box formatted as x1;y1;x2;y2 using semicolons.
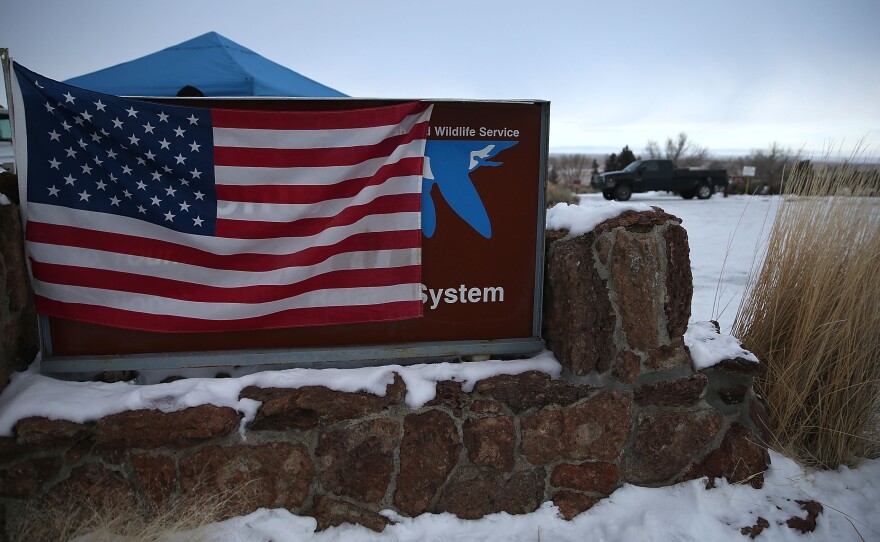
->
591;159;728;201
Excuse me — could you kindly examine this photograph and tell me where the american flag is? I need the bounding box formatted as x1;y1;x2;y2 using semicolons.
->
10;63;432;332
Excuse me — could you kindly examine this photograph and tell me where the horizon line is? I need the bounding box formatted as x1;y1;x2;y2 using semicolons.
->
549;145;880;161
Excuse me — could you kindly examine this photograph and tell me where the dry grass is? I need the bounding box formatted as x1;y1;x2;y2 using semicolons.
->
732;153;880;469
546;182;578;208
12;490;232;542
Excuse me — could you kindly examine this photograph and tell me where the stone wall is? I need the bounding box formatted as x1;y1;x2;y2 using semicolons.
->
0;173;39;393
0;206;770;537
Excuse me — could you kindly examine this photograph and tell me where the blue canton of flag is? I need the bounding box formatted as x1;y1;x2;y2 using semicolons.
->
15;63;217;235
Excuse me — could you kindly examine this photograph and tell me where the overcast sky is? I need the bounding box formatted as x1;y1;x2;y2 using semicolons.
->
2;0;878;157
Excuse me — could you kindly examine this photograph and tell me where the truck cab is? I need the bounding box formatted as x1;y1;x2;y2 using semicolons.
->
623;159;676;187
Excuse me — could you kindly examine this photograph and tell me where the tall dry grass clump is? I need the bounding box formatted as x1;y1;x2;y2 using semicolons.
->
12;489;231;542
733;155;880;469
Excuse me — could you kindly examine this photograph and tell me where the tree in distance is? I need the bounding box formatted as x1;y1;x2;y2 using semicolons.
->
549;153;592;185
605;145;639;172
645;132;709;167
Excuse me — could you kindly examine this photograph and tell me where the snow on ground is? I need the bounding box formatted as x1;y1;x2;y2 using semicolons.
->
5;191;880;541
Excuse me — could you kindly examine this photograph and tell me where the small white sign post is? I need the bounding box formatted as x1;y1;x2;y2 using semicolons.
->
742;166;756;193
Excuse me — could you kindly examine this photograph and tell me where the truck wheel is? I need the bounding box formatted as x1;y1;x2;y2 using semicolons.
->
613;184;632;201
681;189;696;199
602;191;614;200
696;182;712;199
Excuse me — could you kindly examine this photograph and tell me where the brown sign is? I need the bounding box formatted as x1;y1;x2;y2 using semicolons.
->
40;99;549;368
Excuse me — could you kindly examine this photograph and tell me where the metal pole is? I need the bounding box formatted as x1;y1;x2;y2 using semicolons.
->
1;49;16;175
1;49;14;125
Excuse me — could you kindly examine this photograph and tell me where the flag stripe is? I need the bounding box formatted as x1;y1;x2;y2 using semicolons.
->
27;203;420;255
217;194;421;239
212;102;429;131
215;157;425;203
214;125;426;168
28;222;420;272
32;262;421;304
33;281;420;320
213;141;427;186
213;109;429;150
28;244;420;289
216;178;420;223
34;296;423;333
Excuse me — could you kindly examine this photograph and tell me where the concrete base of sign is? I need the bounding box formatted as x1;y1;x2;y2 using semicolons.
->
0;207;770;537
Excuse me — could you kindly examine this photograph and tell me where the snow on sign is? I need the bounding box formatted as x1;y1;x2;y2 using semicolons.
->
26;96;550;373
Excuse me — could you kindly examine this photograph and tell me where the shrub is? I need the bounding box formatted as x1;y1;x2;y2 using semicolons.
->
732;156;880;469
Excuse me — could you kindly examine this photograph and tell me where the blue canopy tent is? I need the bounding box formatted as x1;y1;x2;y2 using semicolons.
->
65;31;347;97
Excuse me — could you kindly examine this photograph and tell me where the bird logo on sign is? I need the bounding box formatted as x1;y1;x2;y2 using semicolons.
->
421;140;518;238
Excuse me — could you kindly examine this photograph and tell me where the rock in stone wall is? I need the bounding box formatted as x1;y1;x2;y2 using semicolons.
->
543;208;693;377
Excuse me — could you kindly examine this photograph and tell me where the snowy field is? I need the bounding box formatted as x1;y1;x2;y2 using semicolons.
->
2;192;880;541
